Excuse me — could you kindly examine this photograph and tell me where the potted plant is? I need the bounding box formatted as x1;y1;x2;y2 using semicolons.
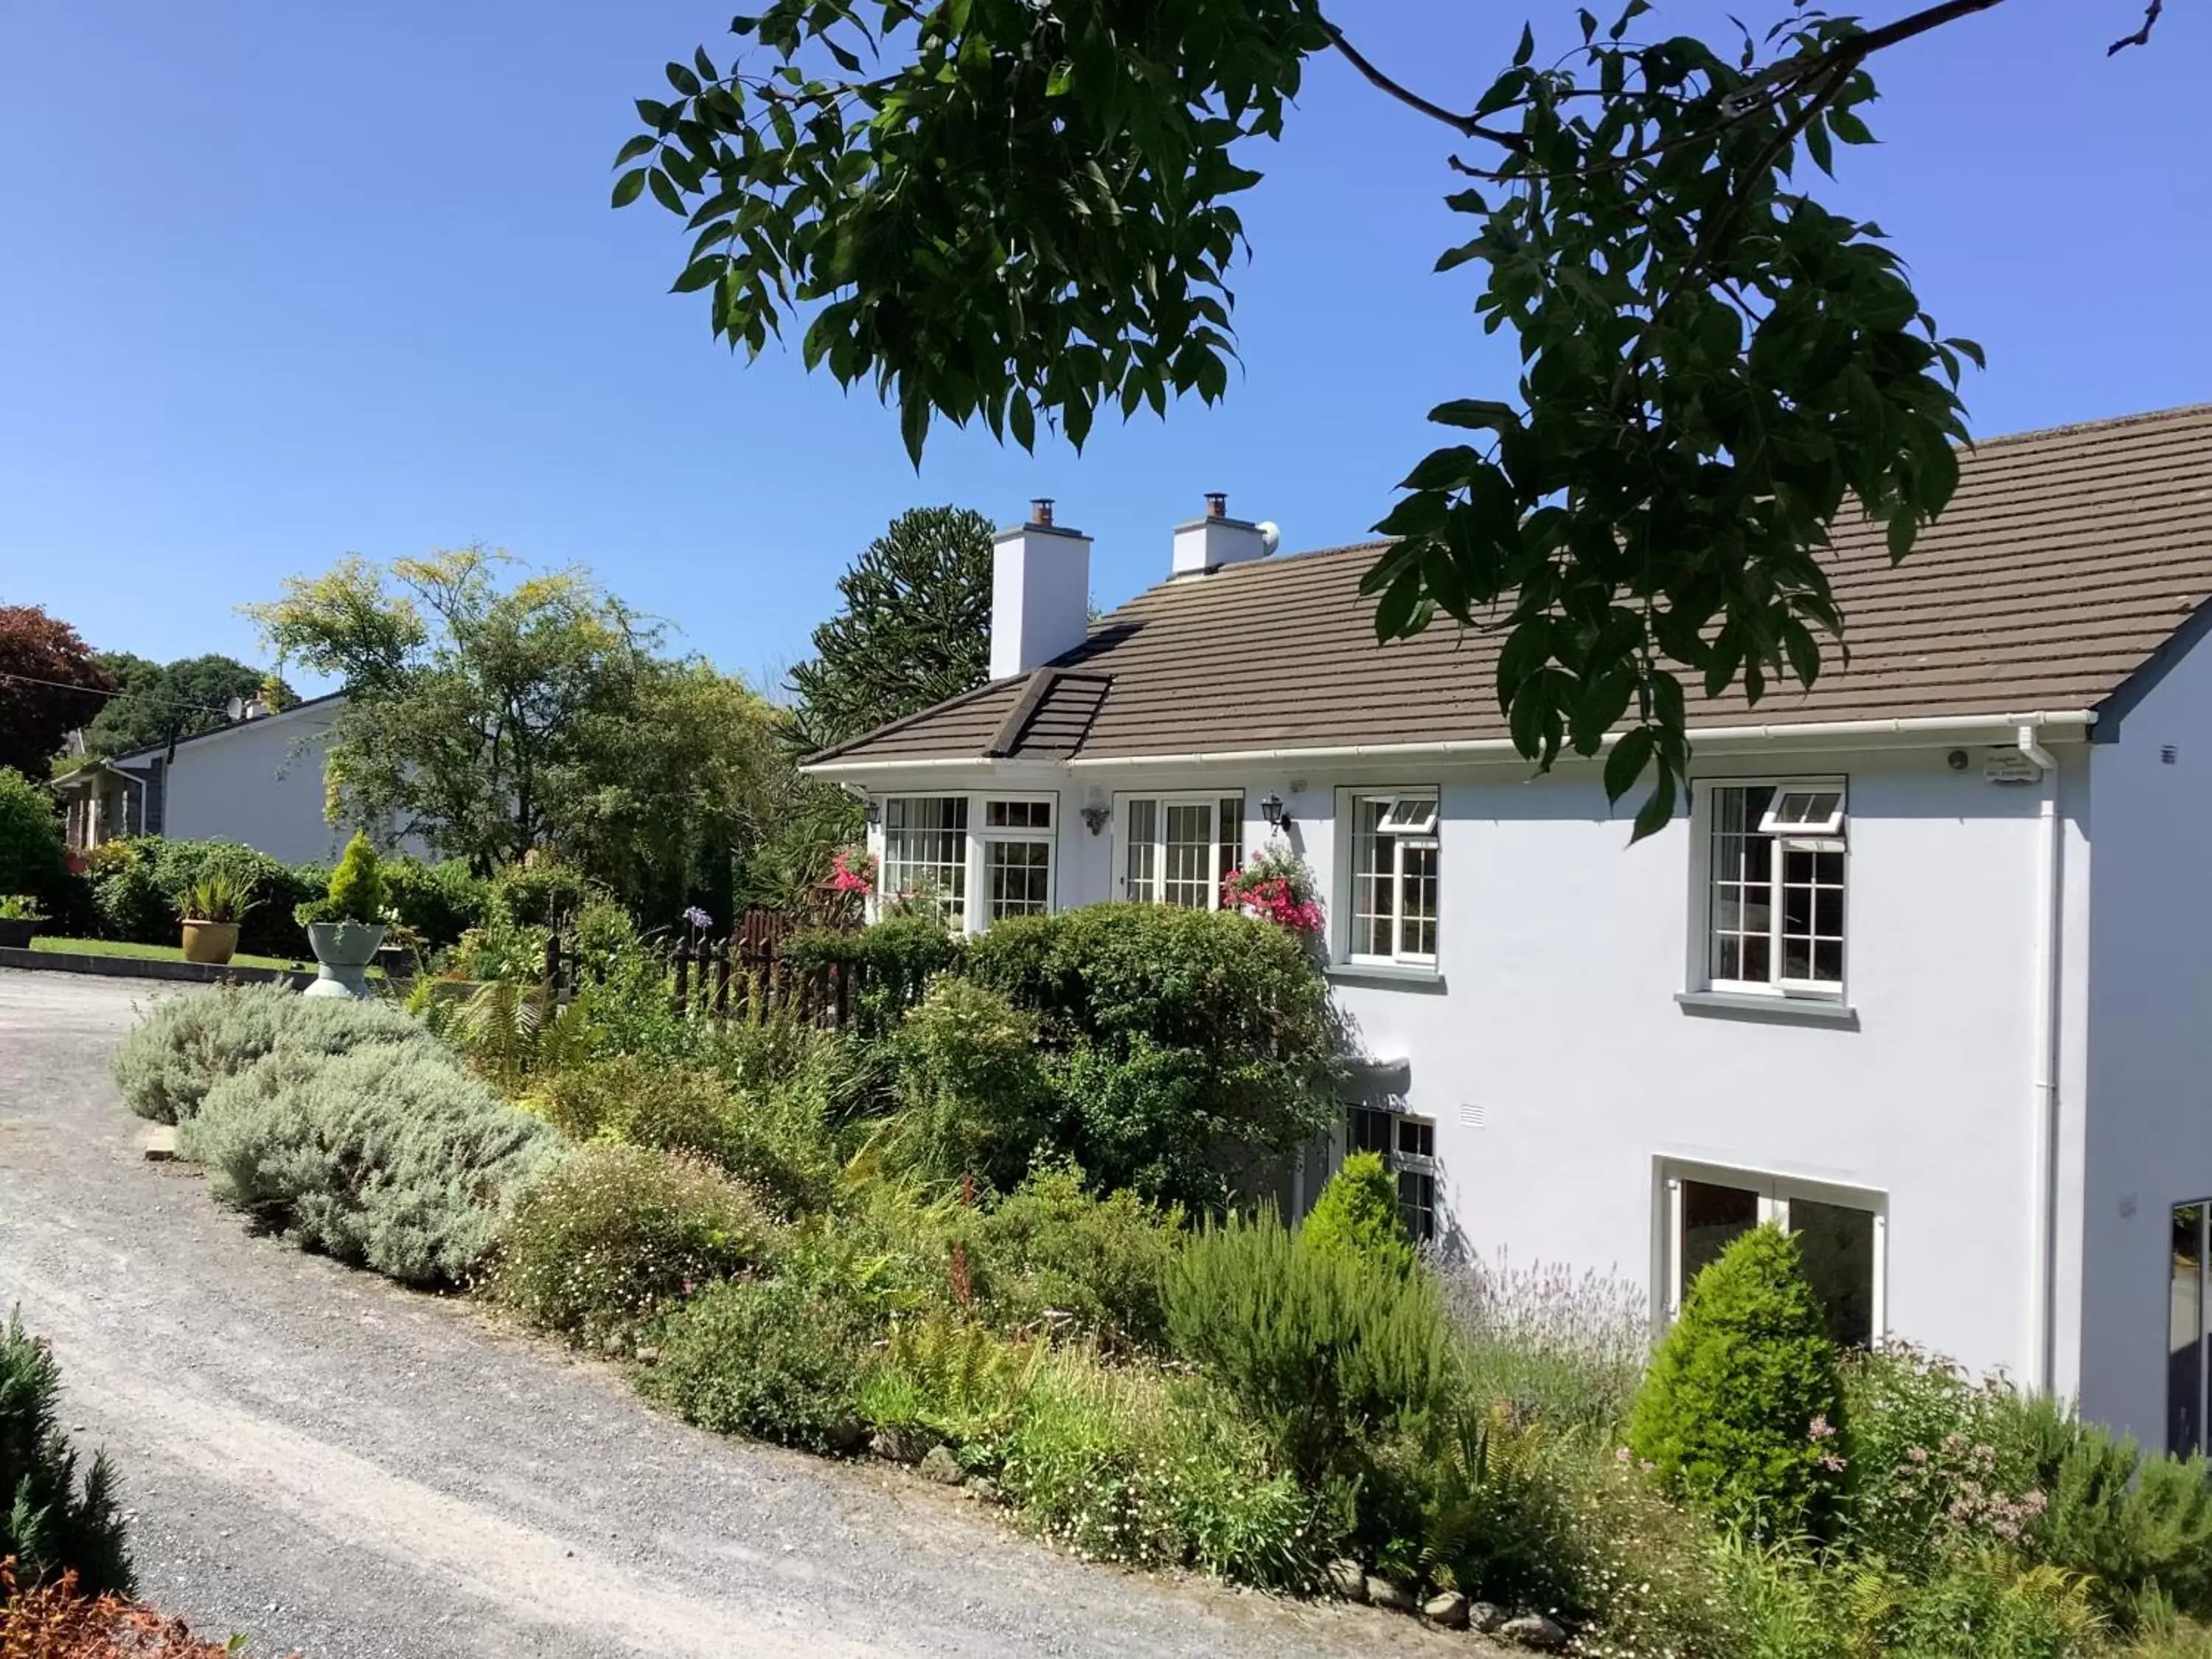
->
296;832;386;999
0;895;46;950
178;868;254;965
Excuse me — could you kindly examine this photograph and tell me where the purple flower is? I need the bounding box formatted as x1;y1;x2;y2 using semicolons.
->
681;905;713;931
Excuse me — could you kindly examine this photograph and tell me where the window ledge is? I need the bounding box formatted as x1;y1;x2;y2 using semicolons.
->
1327;962;1447;992
1675;990;1859;1029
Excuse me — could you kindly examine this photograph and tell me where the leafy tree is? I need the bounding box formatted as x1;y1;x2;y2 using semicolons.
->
81;653;288;759
0;766;69;905
0;605;111;779
620;0;2166;833
246;549;780;910
786;504;995;757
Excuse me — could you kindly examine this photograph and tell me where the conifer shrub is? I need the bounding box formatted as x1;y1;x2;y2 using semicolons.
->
1164;1212;1456;1488
0;1312;131;1595
639;1277;871;1453
189;1042;560;1285
110;984;430;1124
298;831;383;926
1627;1223;1845;1535
1299;1152;1415;1276
493;1144;779;1349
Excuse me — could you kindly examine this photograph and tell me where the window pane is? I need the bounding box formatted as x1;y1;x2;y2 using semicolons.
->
883;796;969;929
1399;840;1439;959
1346;1106;1392;1155
1794;1198;1877;1349
987;799;1051;830
1352;796;1394;957
1778;838;1845;985
1381;796;1438;833
1397;1117;1434;1159
2173;1203;2207;1458
1398;1170;1437;1242
984;839;1051;922
1164;803;1214;908
1217;796;1243;886
1681;1180;1759;1302
1124;799;1158;902
1708;786;1776;984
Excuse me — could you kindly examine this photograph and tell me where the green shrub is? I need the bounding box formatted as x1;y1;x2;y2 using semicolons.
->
888;979;1051;1189
1164;1212;1456;1488
996;1349;1315;1585
964;905;1340;1211
1840;1341;2020;1571
378;857;492;947
82;837;322;956
856;1313;1043;1453
0;768;69;915
492;860;599;928
1628;1223;1846;1537
0;1311;131;1595
494;1144;779;1348
640;1276;871;1453
111;983;430;1124
531;1055;838;1217
297;830;383;925
190;1041;560;1285
781;914;967;1036
1300;1152;1415;1276
963;1161;1183;1352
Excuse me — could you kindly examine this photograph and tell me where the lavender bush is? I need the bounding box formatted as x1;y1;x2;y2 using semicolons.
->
1435;1249;1649;1435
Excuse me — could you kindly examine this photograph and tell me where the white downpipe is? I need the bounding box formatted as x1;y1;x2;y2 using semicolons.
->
2020;720;2063;1397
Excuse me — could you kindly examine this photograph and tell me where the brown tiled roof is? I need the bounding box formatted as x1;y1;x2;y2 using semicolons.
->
808;404;2212;767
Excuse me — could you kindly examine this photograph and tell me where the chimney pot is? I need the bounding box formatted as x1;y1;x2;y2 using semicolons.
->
1030;498;1055;527
1205;492;1227;520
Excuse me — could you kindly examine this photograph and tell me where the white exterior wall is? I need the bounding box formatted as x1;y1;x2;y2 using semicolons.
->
859;740;2086;1388
160;708;348;866
2081;636;2212;1450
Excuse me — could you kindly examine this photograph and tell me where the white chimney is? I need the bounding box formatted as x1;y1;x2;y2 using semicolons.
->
990;498;1093;680
1172;492;1279;577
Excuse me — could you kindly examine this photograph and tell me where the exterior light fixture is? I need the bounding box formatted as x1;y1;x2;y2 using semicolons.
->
1260;792;1292;832
863;797;883;827
1081;803;1111;835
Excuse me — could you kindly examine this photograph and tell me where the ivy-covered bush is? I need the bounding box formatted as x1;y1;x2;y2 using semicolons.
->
494;1144;779;1349
1300;1152;1415;1276
1165;1212;1457;1488
111;983;430;1124
1628;1224;1846;1537
189;1042;560;1285
0;1311;131;1595
639;1276;871;1453
964;905;1339;1210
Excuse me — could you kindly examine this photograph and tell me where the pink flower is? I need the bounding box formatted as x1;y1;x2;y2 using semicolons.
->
1905;1445;1930;1464
1808;1413;1837;1441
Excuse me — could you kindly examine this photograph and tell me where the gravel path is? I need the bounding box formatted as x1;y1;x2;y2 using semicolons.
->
0;971;1475;1659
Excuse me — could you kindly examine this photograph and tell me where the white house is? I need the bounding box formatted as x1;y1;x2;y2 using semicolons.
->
55;692;353;866
803;404;2212;1461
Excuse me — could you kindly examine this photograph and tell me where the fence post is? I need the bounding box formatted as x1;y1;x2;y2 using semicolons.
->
672;941;689;1015
542;931;560;994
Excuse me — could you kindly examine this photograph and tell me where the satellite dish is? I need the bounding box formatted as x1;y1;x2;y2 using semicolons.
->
1256;521;1281;555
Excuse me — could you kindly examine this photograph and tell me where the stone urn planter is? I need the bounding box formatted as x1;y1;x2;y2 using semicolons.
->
0;917;39;950
179;919;240;965
305;921;387;999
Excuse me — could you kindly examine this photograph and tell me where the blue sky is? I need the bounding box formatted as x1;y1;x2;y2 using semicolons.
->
1;1;2204;697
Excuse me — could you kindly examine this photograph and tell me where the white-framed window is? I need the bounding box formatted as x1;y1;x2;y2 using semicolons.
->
978;797;1055;924
881;796;970;930
1346;1105;1439;1242
1345;788;1440;966
1701;779;1847;995
2172;1200;2208;1458
1659;1162;1884;1348
1120;793;1243;908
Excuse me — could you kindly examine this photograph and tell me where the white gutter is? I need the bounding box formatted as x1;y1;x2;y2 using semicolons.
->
804;709;2098;775
2019;720;2064;1397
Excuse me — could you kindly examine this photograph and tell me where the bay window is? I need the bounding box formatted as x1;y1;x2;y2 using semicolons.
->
1704;780;1847;994
1121;793;1243;908
877;794;1056;933
1346;790;1439;967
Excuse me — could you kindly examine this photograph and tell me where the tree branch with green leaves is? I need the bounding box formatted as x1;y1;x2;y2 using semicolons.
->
619;0;2155;836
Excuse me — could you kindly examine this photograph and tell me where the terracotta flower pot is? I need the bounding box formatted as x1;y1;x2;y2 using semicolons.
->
180;919;240;965
305;921;387;999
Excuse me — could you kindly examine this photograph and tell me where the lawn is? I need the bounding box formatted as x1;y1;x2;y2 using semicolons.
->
29;936;319;975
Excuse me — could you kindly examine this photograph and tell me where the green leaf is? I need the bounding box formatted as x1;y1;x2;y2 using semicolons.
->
1009;394;1036;451
672;253;728;293
1604;725;1655;804
613;134;657;168
1628;765;1678;843
611;168;649;208
1428;399;1520;433
648;168;686;214
667;61;703;98
899;389;931;468
1514;22;1536;66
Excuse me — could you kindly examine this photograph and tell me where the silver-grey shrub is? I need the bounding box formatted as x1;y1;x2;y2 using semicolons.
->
111;984;430;1125
1436;1250;1649;1434
190;1041;560;1286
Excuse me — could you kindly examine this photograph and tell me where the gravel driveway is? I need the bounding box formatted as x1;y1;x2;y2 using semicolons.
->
0;971;1475;1659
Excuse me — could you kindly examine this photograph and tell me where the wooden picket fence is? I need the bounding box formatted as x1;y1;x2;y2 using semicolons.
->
542;908;883;1032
